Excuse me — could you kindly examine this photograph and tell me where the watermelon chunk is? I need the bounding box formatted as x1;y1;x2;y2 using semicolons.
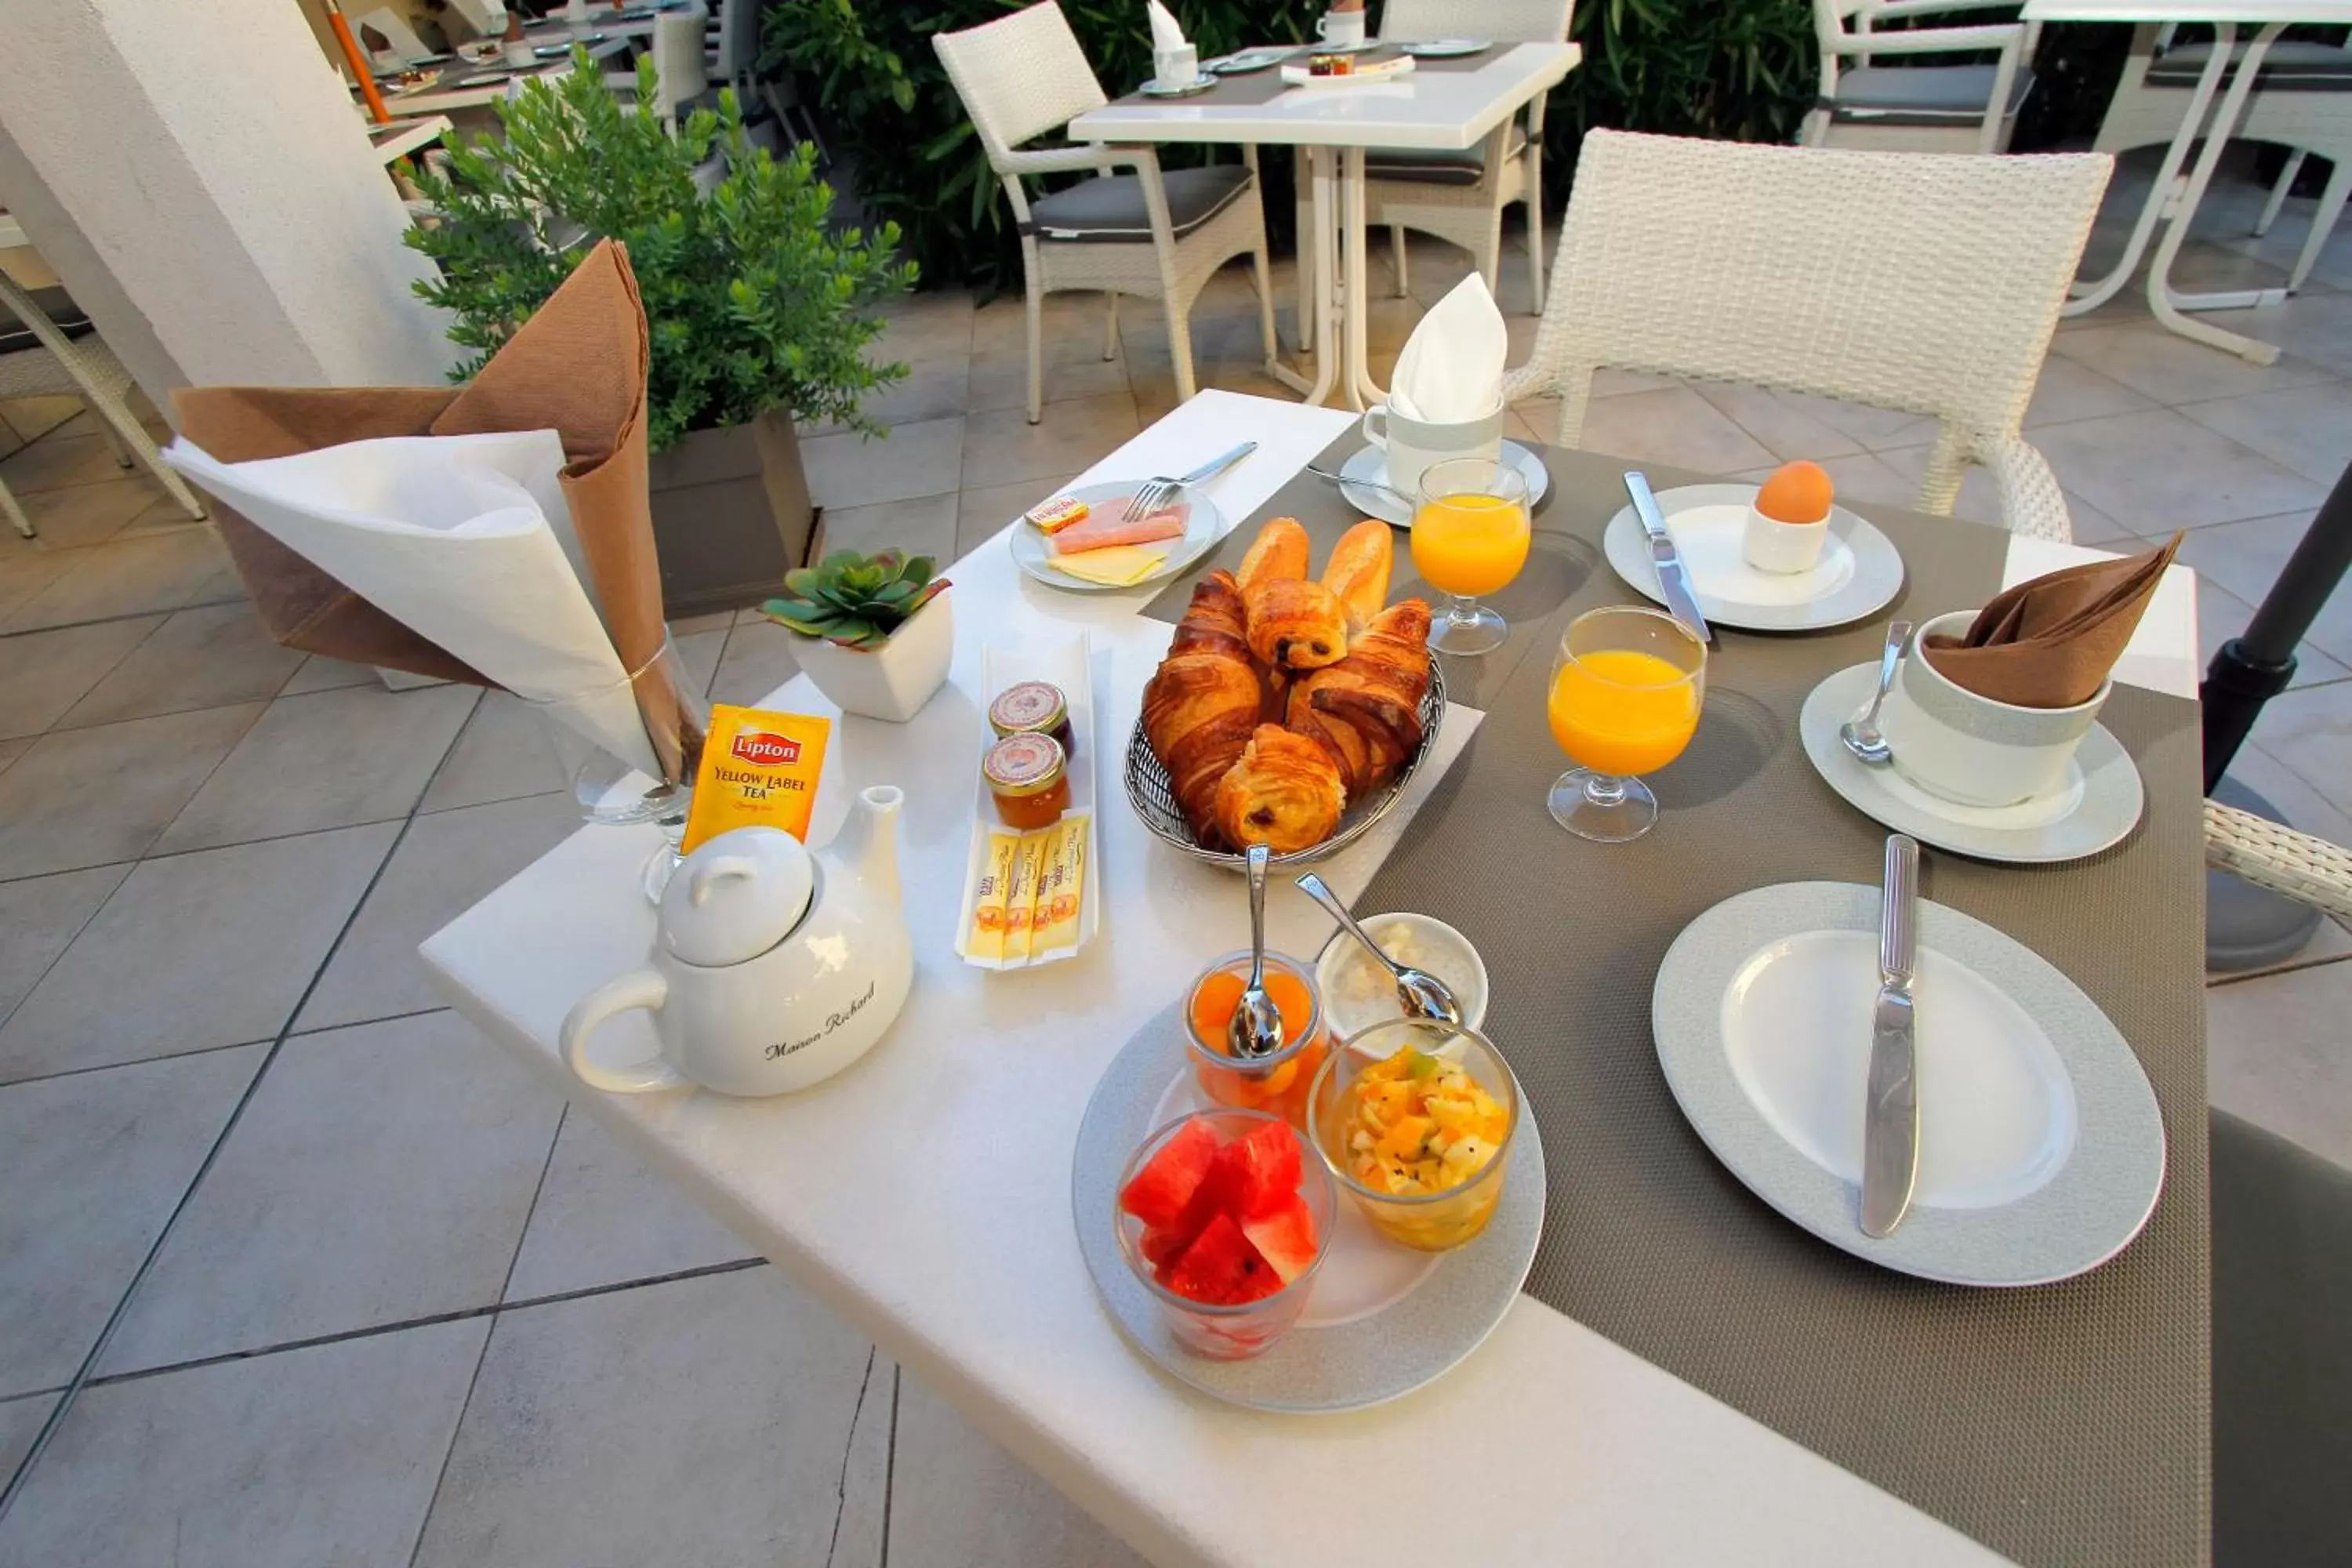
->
1139;1225;1190;1272
1240;1196;1319;1284
1120;1120;1221;1229
1164;1212;1283;1306
1217;1120;1305;1218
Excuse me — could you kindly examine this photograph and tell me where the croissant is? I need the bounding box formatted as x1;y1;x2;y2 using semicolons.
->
1213;724;1347;855
1287;597;1433;797
1246;576;1351;671
1236;517;1310;596
1142;571;1262;835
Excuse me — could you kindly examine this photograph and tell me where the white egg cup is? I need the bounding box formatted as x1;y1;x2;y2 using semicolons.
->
1741;503;1829;575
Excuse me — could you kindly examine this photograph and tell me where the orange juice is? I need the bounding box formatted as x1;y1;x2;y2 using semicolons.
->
1410;492;1530;597
1548;649;1700;776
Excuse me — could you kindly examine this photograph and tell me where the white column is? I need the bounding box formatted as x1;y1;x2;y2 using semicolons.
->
0;0;457;407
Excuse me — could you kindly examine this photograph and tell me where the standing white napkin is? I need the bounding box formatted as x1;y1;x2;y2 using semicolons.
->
164;429;661;779
1388;273;1508;423
1147;0;1189;53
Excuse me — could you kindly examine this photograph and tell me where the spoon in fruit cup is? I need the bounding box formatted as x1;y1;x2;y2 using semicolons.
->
1293;873;1464;1027
1229;844;1288;1061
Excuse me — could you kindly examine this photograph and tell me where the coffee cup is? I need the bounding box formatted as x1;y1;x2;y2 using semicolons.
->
1317;9;1367;47
1153;42;1200;88
1876;611;2109;808
1362;401;1504;503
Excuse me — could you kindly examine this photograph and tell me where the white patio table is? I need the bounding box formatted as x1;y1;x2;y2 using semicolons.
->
1065;44;1579;412
420;390;2198;1567
2027;0;2352;363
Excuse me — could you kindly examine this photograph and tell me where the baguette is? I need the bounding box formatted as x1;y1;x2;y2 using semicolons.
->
1236;517;1311;597
1320;519;1393;626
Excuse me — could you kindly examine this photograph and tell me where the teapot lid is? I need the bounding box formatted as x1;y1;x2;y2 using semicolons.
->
659;827;815;967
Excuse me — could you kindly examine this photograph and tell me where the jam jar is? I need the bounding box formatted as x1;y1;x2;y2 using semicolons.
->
987;680;1074;753
983;732;1071;829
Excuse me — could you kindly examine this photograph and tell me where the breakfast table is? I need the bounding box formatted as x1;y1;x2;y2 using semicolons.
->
421;389;2210;1564
1066;44;1580;411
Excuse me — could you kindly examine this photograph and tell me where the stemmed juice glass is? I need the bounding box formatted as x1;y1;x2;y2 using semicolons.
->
1410;457;1530;656
1545;605;1706;843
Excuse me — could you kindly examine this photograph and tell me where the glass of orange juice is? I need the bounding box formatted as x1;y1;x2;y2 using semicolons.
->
1545;605;1706;842
1410;458;1531;656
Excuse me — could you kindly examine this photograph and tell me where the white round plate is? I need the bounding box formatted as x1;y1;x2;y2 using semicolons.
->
1337;439;1551;526
1653;881;2165;1287
1071;1005;1544;1413
1799;662;2147;864
1602;483;1905;632
1007;480;1225;594
1308;38;1384;54
1399;38;1490;56
1207;46;1294;73
1138;77;1217;98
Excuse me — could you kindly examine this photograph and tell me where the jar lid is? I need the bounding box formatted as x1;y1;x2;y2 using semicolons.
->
658;826;815;967
988;680;1069;739
982;733;1066;798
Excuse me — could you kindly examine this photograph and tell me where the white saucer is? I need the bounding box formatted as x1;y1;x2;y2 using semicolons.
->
1398;38;1490;56
1138;77;1217;98
1799;662;2147;864
1337;440;1551;526
1602;484;1904;631
1653;881;2165;1287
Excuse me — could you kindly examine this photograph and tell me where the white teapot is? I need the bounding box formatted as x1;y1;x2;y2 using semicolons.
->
561;786;913;1097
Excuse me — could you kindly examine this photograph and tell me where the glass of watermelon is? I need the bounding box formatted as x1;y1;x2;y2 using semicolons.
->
1113;1109;1338;1360
1182;950;1330;1130
1306;1018;1521;1253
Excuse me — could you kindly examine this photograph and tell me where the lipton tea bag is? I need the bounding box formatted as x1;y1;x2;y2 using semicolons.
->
681;706;833;853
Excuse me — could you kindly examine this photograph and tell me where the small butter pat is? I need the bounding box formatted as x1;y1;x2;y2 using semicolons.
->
1051;545;1169;586
1026;495;1091;534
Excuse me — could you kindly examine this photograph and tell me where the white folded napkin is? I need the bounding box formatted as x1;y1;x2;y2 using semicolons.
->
1389;273;1508;423
1147;0;1189;53
164;429;661;779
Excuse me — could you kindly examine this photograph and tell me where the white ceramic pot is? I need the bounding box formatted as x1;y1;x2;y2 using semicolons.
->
789;591;955;723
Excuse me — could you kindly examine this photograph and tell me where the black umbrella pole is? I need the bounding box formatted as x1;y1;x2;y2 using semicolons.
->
2202;458;2352;794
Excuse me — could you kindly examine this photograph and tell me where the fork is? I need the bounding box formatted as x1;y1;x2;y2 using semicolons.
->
1123;441;1258;520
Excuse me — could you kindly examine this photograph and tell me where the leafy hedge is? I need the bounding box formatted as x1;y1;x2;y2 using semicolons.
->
768;0;1819;293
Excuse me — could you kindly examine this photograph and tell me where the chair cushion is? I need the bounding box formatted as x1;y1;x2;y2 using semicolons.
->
2147;39;2352;93
1363;126;1530;187
1029;165;1254;244
1826;64;2035;124
0;285;94;357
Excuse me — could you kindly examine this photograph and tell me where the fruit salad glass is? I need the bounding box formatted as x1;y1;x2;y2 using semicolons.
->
1307;1018;1520;1253
1182;950;1329;1129
1114;1110;1338;1359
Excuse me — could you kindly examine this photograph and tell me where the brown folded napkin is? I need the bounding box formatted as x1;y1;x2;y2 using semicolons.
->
1921;532;2183;709
174;240;690;779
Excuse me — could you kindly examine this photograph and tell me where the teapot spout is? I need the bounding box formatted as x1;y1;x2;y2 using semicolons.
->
831;784;904;909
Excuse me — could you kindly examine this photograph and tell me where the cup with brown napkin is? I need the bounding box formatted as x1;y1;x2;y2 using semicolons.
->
1876;534;2181;808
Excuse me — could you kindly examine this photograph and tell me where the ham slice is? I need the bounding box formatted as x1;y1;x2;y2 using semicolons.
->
1049;499;1188;556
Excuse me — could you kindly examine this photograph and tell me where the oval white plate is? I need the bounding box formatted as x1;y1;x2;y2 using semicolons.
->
1337;439;1551;527
1399;38;1490;56
1653;881;2165;1287
1799;662;2146;864
1007;481;1225;594
1602;483;1905;631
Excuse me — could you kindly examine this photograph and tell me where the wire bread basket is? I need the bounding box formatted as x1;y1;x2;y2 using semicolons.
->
1123;659;1447;869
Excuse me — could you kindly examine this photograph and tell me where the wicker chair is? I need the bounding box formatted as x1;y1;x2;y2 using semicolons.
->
1801;0;2041;156
2207;800;2352;921
0;267;205;539
1312;0;1570;337
934;2;1278;424
1504;131;2110;541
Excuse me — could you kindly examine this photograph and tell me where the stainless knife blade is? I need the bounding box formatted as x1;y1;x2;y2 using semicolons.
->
1861;833;1921;1238
1623;471;1716;648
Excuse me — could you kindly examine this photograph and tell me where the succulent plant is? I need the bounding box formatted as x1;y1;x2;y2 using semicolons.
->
760;550;949;652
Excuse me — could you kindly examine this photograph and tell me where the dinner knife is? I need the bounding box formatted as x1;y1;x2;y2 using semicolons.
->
1861;833;1921;1239
1622;471;1717;648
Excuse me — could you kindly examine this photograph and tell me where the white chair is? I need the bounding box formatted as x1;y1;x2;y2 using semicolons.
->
0;268;205;539
1504;130;2111;541
1322;0;1571;334
352;7;433;69
703;0;762;106
607;13;710;129
934;2;1278;424
1801;0;2040;156
2092;24;2352;296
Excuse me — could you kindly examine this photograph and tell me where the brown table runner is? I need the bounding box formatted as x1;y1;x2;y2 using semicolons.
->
1145;437;2209;1566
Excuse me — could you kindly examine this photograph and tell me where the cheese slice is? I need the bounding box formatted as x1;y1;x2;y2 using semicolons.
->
1051;545;1169;586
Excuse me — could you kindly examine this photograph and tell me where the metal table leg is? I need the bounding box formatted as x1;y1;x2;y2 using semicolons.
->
1270;146;1342;406
2063;27;2233;318
2143;22;2291;365
1341;146;1385;412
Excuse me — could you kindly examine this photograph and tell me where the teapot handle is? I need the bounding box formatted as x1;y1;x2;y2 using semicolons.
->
560;970;689;1094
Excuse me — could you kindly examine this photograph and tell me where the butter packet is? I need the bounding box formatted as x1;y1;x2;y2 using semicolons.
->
681;706;833;853
1031;814;1088;956
963;830;1022;964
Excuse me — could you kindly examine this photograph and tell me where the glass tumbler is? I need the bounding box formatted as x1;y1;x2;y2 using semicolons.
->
520;633;709;902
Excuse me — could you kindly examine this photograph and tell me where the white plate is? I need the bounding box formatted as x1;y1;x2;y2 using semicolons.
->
1007;481;1225;594
1138;77;1216;98
1337;440;1551;526
1280;53;1412;86
952;635;1100;970
1398;38;1490;56
1207;46;1294;73
1653;881;2165;1287
1070;1004;1544;1412
1799;662;2146;864
1602;483;1905;632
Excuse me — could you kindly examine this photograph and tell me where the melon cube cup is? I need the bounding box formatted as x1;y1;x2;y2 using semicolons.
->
1113;1110;1338;1361
1182;949;1330;1129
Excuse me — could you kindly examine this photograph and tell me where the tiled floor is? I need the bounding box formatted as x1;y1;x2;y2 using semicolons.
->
0;163;2347;1563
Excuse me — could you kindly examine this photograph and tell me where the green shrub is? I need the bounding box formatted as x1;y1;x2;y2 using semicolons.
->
405;49;918;448
765;0;1820;292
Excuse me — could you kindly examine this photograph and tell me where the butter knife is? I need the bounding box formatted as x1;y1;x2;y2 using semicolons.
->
1623;471;1716;648
1861;833;1921;1238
